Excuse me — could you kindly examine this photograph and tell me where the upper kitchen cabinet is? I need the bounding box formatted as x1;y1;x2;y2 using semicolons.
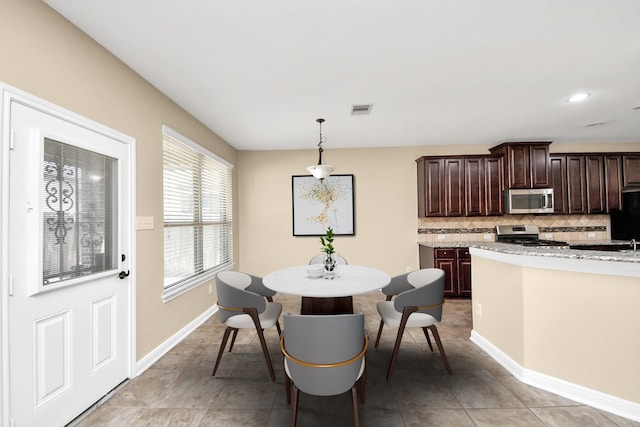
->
417;157;445;217
605;155;623;212
550;155;568;214
584;155;606;214
416;157;464;217
566;155;587;214
445;158;465;216
416;157;445;218
417;155;503;217
489;142;551;189
623;154;640;187
463;157;484;216
550;153;622;214
484;156;504;215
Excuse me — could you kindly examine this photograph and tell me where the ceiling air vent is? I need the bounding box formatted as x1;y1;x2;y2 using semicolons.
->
351;104;373;115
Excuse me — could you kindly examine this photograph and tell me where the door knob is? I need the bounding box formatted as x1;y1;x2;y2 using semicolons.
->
118;270;130;279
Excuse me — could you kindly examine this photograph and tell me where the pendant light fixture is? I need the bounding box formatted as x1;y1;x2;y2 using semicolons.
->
306;118;334;180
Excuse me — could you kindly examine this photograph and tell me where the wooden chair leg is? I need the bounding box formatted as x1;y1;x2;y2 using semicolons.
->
351;385;360;427
427;325;452;375
256;327;276;381
374;319;385;348
212;327;233;376
386;306;418;382
291;385;300;427
375;295;394;347
360;363;366;404
244;308;276;381
228;328;239;352
285;373;291;404
422;327;434;352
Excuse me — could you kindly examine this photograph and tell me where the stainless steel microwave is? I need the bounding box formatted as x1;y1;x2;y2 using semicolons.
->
504;188;554;214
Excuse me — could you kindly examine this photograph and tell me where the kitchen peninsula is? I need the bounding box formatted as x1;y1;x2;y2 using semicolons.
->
469;242;640;421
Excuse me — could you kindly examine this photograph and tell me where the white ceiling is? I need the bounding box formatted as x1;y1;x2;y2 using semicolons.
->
43;0;640;151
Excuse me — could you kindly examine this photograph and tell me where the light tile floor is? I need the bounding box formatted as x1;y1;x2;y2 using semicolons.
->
73;293;640;427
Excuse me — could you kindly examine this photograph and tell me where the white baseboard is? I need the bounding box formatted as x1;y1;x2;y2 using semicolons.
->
135;304;219;375
470;330;640;423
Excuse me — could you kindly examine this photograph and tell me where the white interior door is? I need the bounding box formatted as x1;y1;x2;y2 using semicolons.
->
7;100;132;427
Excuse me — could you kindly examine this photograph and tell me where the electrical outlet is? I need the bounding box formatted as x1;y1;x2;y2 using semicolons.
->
483;234;492;240
136;216;154;230
588;232;596;238
544;233;553;239
437;234;446;240
406;266;412;273
475;302;482;316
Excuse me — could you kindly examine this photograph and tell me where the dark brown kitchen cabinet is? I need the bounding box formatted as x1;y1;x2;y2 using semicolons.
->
584;155;606;214
623;154;640;187
417;158;445;217
417;155;503;217
489;142;551;189
464;156;504;216
444;158;464;216
551;153;620;214
484;156;504;215
464;157;485;216
456;248;472;297
605;155;623;212
416;157;464;217
550;155;568;214
566;155;587;214
418;245;471;298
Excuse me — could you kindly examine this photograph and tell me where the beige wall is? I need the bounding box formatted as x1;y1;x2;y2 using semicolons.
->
0;0;238;360
238;141;640;277
472;254;640;403
238;144;490;276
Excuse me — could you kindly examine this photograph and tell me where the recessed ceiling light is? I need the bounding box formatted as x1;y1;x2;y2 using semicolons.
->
568;92;590;103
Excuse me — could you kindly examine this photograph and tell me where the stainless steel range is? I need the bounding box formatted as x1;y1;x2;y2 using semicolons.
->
496;225;569;248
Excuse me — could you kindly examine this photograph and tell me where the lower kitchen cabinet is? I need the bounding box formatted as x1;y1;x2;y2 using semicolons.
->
418;245;471;298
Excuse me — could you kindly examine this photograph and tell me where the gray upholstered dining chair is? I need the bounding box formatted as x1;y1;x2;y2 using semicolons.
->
245;273;281;334
375;268;452;381
212;271;282;381
308;253;348;265
280;313;368;427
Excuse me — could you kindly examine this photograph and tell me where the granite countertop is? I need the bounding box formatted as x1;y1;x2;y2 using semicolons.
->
419;241;640;263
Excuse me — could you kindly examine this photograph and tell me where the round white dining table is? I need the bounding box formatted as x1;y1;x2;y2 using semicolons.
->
263;264;390;298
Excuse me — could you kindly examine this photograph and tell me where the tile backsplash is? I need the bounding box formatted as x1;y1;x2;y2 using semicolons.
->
417;214;610;244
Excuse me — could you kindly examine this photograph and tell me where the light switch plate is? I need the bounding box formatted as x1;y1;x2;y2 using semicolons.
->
136;216;154;230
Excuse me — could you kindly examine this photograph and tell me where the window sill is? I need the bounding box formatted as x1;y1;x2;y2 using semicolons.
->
162;262;235;303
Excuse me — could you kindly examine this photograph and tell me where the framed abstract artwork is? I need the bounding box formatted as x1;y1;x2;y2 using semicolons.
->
292;174;355;236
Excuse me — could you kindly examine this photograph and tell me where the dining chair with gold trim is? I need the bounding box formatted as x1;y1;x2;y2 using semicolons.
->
212;271;282;381
281;313;367;427
375;268;452;381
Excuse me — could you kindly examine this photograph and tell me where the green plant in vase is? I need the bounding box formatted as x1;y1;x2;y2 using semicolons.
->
320;227;337;277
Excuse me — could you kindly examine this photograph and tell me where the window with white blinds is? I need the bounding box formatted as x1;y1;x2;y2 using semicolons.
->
162;126;233;299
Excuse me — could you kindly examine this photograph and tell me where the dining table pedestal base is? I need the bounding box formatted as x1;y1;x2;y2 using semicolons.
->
300;296;353;315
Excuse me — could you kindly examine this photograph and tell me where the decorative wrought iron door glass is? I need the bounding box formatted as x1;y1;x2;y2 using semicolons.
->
42;138;117;285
